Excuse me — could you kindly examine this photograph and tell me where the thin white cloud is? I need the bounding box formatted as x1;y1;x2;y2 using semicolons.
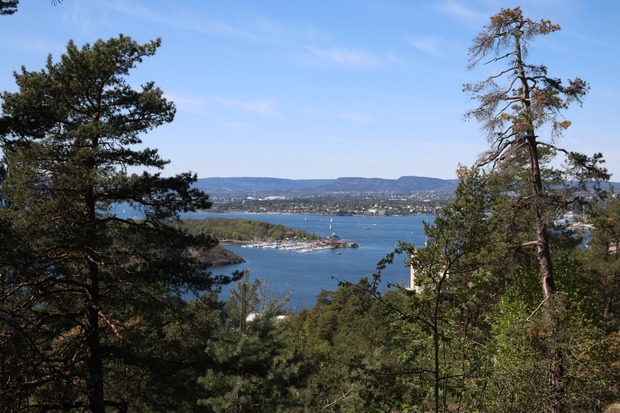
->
217;98;277;116
165;93;208;115
103;0;267;43
222;120;253;130
434;0;486;25
303;45;384;69
63;0;93;33
409;36;451;57
339;113;372;123
0;35;63;57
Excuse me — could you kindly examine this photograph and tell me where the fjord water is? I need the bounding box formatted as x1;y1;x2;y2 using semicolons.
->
188;212;433;311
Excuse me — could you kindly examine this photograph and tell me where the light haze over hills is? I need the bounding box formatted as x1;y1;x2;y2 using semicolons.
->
195;176;618;198
195;176;458;195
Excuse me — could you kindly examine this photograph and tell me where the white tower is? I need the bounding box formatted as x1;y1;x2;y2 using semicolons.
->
407;254;422;293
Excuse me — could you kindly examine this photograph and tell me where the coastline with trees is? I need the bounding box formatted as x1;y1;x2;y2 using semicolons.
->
0;5;619;412
186;217;359;263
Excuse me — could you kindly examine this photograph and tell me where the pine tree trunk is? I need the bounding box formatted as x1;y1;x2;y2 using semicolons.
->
527;135;565;413
85;157;106;413
518;28;565;409
85;268;106;413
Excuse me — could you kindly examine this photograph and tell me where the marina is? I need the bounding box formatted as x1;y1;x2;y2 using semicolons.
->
188;212;433;310
239;238;359;254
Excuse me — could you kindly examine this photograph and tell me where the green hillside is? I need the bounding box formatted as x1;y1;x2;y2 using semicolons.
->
184;217;321;242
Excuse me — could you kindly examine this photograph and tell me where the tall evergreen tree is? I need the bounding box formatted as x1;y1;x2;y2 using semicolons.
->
464;8;608;412
0;35;231;411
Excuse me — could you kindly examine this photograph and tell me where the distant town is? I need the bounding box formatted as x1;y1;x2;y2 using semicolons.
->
210;191;451;216
198;176;617;217
197;176;457;216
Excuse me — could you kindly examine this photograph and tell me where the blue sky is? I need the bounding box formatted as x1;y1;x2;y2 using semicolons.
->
1;0;618;180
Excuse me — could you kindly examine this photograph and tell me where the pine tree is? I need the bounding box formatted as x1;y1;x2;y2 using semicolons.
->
464;8;608;412
199;272;309;413
0;35;231;411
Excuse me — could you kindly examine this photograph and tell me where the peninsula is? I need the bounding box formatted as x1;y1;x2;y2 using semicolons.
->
184;217;358;265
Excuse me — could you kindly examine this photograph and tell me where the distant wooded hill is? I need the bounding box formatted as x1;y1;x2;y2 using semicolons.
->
194;176;618;198
194;176;459;196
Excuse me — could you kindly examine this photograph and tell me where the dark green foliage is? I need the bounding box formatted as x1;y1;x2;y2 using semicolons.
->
198;245;245;266
378;170;496;412
582;198;620;324
0;0;19;15
103;294;224;412
184;217;320;242
485;256;619;413
286;279;408;412
199;273;311;412
0;35;234;411
0;0;61;16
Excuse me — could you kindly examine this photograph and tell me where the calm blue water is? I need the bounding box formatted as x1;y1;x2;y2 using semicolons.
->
187;212;432;311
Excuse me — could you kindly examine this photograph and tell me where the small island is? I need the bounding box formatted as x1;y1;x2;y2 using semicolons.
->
199;245;246;267
184;217;358;264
